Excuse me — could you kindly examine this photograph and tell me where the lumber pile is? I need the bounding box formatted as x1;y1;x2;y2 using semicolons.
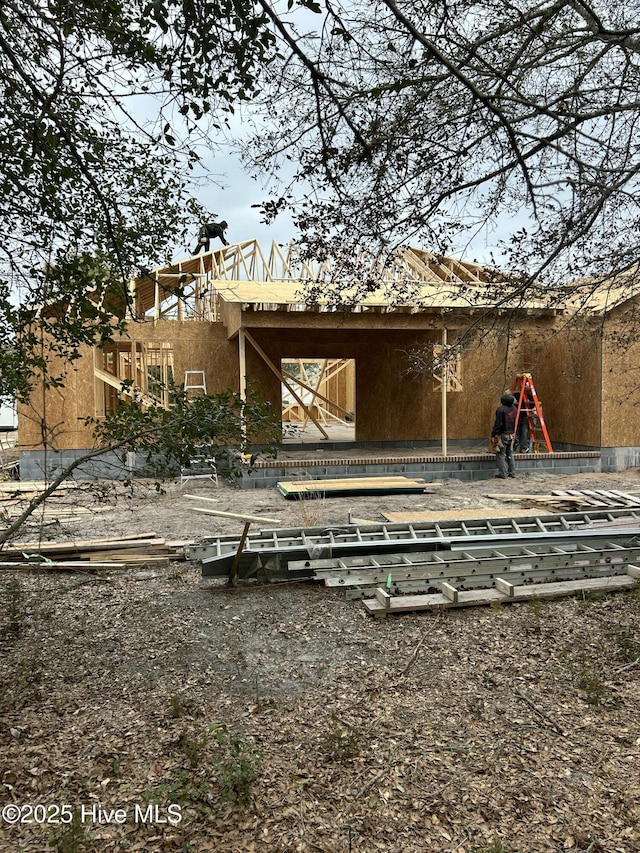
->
487;488;640;513
277;475;430;499
0;532;186;572
0;480;102;520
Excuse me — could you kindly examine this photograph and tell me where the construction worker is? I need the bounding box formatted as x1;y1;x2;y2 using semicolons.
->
491;392;517;479
193;220;229;253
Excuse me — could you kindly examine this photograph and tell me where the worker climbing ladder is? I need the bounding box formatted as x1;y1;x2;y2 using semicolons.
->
512;373;553;453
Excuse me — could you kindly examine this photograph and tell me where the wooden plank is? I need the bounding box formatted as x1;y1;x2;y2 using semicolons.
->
188;507;281;524
363;588;503;615
549;490;598;506
441;582;458;602
603;489;640;506
0;481;77;493
374;588;392;609
277;476;428;499
0;534;166;558
382;508;551;522
0;561;125;570
580;489;621;507
509;575;635;599
486;493;579;501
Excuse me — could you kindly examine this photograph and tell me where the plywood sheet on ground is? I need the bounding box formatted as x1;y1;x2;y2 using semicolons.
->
277;476;428;499
381;508;552;522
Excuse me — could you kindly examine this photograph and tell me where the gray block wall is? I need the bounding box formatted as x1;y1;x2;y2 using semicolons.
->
16;446;616;488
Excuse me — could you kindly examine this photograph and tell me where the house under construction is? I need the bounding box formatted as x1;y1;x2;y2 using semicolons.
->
16;239;640;485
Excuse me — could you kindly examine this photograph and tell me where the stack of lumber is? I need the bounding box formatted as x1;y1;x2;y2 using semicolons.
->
487;488;640;513
0;532;186;572
0;480;102;520
0;481;77;494
277;475;430;499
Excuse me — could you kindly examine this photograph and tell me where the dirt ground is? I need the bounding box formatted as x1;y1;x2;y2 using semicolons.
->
1;468;640;852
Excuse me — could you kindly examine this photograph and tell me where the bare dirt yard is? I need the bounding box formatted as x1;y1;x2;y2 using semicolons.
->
1;468;640;853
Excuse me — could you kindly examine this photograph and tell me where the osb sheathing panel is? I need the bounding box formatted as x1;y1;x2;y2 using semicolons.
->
122;321;239;397
519;323;602;447
20;322;240;451
245;327;527;442
17;342;97;451
21;315;612;451
601;308;640;446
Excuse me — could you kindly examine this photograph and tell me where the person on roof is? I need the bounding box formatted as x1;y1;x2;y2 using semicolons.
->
193;220;229;253
491;392;517;479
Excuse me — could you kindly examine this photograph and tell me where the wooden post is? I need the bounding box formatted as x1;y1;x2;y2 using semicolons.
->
228;521;251;586
441;328;448;457
238;326;247;447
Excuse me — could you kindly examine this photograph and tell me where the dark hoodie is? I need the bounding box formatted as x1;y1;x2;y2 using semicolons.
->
492;393;517;437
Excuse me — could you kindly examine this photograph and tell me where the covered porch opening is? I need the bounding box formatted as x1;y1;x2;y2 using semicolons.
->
280;358;356;443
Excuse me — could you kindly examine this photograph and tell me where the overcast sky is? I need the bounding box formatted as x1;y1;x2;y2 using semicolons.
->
184;143;522;268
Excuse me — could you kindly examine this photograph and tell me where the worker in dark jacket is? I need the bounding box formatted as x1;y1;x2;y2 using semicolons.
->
491;392;517;479
193;220;229;253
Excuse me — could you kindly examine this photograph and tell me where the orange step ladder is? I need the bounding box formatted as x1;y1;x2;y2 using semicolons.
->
511;373;553;453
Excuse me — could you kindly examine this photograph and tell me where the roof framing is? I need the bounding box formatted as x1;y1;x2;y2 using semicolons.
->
129;239;558;323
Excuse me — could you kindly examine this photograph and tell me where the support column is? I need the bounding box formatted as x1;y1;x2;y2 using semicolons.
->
441;328;448;457
238;326;247;447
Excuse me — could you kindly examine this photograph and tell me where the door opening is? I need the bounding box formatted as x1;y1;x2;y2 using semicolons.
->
281;358;355;442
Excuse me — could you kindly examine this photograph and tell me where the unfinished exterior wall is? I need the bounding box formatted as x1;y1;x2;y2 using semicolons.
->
18;321;240;453
601;304;640;447
124;320;239;400
18;340;97;452
519;322;602;448
241;325;530;443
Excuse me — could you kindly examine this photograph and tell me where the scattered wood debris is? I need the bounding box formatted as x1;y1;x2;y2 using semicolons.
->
0;532;186;571
487;488;640;512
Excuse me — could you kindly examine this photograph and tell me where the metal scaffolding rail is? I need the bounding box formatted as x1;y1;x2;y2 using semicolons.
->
294;538;640;591
193;507;640;580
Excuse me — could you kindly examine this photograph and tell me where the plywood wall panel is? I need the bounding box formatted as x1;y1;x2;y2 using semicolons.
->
520;323;602;447
17;342;96;451
601;310;640;446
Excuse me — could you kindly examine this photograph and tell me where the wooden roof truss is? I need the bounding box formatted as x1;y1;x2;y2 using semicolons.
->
129;240;507;322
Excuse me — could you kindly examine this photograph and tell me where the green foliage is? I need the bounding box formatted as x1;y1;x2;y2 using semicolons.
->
48;812;89;853
319;715;362;761
178;728;210;768
209;723;261;805
0;0;281;408
91;383;279;477
1;578;24;637
578;656;607;706
143;771;209;805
